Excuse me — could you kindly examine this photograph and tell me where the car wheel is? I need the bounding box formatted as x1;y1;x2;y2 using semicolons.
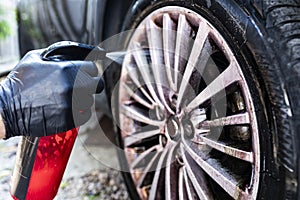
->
111;0;300;199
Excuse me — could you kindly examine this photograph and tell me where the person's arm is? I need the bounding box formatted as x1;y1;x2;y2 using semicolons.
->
0;115;5;139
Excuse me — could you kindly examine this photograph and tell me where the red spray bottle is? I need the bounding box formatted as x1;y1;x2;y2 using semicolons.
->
11;129;78;200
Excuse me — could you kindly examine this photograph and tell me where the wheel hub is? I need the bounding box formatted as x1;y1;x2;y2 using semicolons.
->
165;111;199;141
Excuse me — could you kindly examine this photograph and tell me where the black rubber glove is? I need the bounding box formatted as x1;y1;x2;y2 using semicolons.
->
0;49;103;139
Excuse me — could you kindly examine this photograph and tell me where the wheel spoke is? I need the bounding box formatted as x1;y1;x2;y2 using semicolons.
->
181;145;213;200
165;143;177;200
182;167;197;200
132;43;164;109
125;65;156;105
186;63;241;112
163;13;176;91
137;150;161;188
121;105;164;127
182;140;250;199
149;145;170;200
147;20;174;114
122;84;155;109
178;167;185;200
131;145;162;170
174;14;192;90
176;21;210;110
124;128;161;147
194;128;210;136
201;112;250;127
197;136;254;163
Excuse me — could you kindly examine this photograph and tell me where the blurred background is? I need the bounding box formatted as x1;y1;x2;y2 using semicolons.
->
0;0;19;74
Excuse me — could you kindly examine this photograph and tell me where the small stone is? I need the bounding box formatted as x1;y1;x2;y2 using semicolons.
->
54;168;130;199
112;185;118;192
109;179;115;186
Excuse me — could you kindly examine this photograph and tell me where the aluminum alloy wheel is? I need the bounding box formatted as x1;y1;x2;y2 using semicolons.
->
118;6;260;200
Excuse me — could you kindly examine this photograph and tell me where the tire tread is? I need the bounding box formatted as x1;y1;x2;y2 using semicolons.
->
262;1;300;199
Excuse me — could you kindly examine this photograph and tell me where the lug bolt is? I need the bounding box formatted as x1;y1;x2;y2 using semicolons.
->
184;122;194;139
156;107;165;120
160;135;168;147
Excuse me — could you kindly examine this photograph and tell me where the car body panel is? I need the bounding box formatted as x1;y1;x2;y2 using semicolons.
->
18;0;134;56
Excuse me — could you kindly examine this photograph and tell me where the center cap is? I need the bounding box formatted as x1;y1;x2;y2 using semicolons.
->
165;115;196;141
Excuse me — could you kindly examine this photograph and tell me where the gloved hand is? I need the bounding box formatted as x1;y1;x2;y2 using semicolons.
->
0;49;103;139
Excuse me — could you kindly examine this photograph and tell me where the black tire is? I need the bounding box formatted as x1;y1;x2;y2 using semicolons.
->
110;0;300;199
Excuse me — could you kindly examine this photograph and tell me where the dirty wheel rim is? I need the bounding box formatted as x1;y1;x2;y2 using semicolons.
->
118;6;260;200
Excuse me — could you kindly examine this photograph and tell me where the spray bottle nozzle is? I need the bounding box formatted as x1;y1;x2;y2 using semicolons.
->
41;41;107;62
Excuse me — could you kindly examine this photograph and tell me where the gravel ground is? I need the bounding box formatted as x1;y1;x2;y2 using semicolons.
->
0;137;19;199
56;169;129;200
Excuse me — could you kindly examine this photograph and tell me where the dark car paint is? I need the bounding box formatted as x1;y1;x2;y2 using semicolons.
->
17;0;133;56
